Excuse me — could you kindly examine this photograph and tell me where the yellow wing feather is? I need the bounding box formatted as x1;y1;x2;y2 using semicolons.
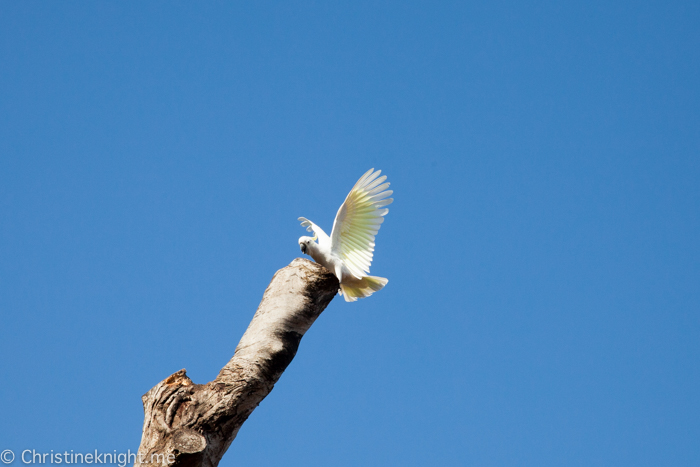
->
330;169;393;278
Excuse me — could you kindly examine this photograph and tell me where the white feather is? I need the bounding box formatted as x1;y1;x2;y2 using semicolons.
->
297;168;392;301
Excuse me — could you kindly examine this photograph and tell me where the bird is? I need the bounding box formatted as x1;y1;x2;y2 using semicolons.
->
298;168;393;302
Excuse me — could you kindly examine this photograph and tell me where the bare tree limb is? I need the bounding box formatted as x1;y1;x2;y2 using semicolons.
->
135;258;339;467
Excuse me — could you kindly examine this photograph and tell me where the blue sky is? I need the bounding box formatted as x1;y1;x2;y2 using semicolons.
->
1;1;698;466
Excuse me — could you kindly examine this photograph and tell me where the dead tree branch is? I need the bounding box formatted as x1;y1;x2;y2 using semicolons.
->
135;258;339;467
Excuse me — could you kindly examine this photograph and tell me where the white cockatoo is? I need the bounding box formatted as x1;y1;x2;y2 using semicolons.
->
298;168;393;302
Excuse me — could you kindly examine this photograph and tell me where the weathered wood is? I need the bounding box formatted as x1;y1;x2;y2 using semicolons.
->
135;258;339;467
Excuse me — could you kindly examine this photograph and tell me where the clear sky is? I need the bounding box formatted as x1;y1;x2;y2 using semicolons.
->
1;2;698;466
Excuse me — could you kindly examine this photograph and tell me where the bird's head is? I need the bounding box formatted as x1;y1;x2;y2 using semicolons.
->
298;236;316;255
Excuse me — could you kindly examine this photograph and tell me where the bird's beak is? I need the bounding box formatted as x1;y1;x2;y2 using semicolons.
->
300;243;307;254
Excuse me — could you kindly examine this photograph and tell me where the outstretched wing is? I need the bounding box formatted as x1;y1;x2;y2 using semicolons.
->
330;168;393;279
298;217;331;249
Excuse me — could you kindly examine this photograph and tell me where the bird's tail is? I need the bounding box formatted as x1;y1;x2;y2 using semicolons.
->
339;276;389;302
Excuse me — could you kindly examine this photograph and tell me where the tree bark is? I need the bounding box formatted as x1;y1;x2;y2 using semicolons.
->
134;258;339;467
